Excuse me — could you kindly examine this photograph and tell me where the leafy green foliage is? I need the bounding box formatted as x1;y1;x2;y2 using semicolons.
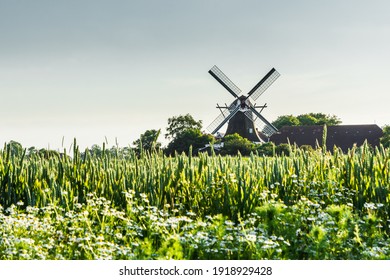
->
87;144;104;157
297;114;318;126
272;113;341;129
256;142;275;156
164;114;210;155
220;133;255;156
380;125;390;148
275;143;291;156
165;128;213;155
133;129;161;154
301;113;341;126
165;114;202;140
272;115;300;129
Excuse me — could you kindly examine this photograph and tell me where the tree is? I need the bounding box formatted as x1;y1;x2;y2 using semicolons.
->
298;113;341;126
133;129;161;154
297;114;318;126
89;144;103;157
272;115;300;129
272;113;341;129
220;133;255;156
165;128;213;155
380;125;390;148
165;114;202;140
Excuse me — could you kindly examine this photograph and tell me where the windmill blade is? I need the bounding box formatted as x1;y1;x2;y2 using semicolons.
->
246;106;278;137
209;65;242;98
244;110;273;136
207;104;240;134
246;68;280;101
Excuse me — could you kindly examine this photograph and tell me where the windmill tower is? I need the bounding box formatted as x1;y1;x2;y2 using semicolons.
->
207;65;280;142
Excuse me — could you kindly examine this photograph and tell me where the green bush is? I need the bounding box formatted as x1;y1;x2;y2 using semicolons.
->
220;133;255;156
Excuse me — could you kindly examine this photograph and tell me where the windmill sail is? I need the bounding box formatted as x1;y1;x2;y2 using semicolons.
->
247;106;278;136
209;65;241;98
243;110;275;137
246;68;280;102
207;103;240;134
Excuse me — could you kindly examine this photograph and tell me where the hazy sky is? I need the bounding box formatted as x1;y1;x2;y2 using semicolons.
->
1;0;389;150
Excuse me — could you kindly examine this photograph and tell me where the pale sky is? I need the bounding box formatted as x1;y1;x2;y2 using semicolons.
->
1;0;389;150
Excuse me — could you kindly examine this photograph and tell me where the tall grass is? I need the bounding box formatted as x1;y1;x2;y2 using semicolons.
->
0;141;389;259
1;141;389;222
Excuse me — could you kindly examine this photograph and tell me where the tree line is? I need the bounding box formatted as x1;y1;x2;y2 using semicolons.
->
133;113;389;156
4;113;389;157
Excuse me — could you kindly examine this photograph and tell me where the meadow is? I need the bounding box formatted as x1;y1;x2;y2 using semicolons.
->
0;142;389;260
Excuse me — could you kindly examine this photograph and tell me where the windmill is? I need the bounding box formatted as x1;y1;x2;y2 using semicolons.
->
206;65;280;142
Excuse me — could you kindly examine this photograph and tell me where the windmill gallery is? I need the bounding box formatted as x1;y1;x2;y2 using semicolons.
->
204;65;383;152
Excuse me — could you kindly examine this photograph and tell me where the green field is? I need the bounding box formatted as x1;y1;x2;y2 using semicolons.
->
0;142;389;259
